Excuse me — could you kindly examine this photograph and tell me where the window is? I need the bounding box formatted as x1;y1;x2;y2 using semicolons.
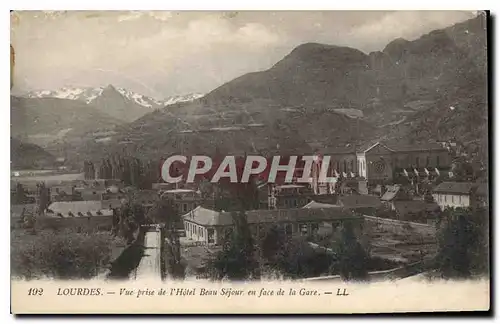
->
437;156;440;167
311;223;319;233
451;196;455;204
426;156;430;166
343;160;347;172
207;228;215;244
285;224;293;236
299;223;308;235
183;203;188;212
416;157;420;168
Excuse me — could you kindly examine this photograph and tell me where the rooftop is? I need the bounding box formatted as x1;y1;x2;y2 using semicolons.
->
303;201;340;209
338;194;382;209
163;189;197;193
433;182;478;194
388;142;446;152
381;185;401;202
46;201;113;218
182;205;360;227
316;141;447;156
277;184;306;189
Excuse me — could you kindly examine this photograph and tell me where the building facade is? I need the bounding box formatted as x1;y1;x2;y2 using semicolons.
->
39;200;113;230
432;182;485;210
267;184;313;209
182;205;363;246
312;142;452;190
161;189;204;214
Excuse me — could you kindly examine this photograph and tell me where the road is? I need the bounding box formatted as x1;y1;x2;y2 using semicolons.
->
134;229;162;281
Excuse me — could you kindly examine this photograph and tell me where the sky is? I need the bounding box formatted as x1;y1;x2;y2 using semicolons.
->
10;10;478;99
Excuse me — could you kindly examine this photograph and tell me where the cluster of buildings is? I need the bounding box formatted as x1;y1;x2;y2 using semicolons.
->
178;141;487;247
11;174;208;231
11;141;488;243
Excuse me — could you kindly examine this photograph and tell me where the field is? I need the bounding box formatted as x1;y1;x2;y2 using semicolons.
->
363;217;438;264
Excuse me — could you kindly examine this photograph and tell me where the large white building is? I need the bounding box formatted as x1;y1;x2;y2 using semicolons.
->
432;182;487;210
181;205;363;246
311;141;452;187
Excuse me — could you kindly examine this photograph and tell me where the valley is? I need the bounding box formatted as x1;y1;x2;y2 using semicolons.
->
11;15;488;169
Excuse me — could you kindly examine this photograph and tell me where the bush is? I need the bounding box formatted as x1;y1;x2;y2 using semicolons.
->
435;207;489;279
11;229;126;280
275;237;334;279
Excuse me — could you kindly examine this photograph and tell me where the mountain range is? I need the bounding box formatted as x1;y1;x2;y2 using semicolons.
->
11;85;204;147
26;85;204;113
11;15;488;167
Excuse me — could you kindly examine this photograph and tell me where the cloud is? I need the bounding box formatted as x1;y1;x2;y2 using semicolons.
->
11;11;477;98
117;11;173;22
344;11;478;52
183;17;281;48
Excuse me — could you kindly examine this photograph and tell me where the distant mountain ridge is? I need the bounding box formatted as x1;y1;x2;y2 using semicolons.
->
201;15;486;127
15;15;488;166
77;15;486;162
12;85;205;147
26;85;203;109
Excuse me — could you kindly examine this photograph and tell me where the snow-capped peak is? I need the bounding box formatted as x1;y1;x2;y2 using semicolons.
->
26;87;104;104
162;93;205;106
25;86;205;108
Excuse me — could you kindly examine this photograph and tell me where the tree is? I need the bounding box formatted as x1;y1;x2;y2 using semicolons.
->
282;239;333;279
435;207;489;279
147;199;184;279
14;183;27;204
333;221;369;281
260;225;286;263
36;182;50;216
111;208;120;236
130;158;143;188
117;201;145;244
451;158;475;182
83;160;96;180
11;229;126;280
206;211;259;281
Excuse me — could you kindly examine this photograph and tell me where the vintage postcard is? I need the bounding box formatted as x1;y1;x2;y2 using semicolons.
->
10;10;490;314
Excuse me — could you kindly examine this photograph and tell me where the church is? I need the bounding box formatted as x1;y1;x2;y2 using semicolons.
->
310;141;452;194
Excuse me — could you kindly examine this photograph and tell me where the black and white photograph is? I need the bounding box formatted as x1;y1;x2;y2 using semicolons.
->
9;10;490;313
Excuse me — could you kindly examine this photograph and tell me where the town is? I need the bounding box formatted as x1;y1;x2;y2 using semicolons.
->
10;12;488;288
11;138;488;282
